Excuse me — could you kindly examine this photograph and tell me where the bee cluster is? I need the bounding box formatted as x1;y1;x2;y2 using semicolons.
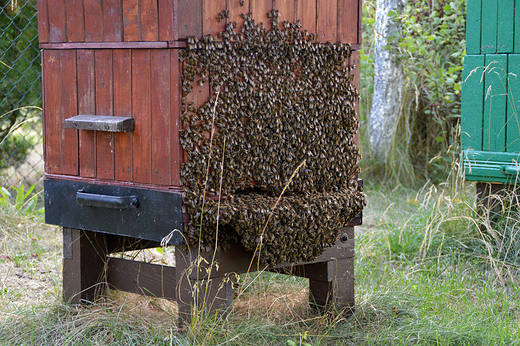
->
179;11;366;266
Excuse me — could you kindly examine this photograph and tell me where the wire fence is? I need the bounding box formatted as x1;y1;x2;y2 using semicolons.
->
0;0;43;190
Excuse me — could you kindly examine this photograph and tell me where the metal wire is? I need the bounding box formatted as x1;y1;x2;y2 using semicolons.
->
0;0;43;189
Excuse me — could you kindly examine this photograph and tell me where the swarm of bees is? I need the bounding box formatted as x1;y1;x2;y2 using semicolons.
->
179;11;366;266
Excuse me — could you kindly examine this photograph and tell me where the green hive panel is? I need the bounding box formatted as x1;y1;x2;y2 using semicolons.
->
507;54;520;152
483;54;508;152
481;0;498;54
466;0;481;55
461;55;485;151
497;0;514;53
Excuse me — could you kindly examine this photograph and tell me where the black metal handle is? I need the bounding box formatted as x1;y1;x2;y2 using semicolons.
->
76;190;139;209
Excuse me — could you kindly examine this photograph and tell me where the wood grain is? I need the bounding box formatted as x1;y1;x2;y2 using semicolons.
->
43;50;61;173
132;50;152;183
37;0;49;43
338;0;358;44
77;50;97;178
317;0;337;42
141;0;159;41
178;0;202;39
48;0;66;42
123;0;140;41
274;0;295;25
113;49;133;181
171;50;182;186
84;0;104;42
159;0;175;41
65;0;85;42
59;50;79;175
103;0;123;41
95;50;115;179
203;0;227;37
295;0;316;36
251;0;272;29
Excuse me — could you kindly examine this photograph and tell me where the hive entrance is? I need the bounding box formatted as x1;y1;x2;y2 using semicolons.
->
180;11;366;266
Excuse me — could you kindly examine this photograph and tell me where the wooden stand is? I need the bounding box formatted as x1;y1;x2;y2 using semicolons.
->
62;226;355;327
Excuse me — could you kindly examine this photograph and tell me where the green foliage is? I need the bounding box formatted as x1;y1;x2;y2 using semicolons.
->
360;0;466;185
0;0;41;168
0;182;42;215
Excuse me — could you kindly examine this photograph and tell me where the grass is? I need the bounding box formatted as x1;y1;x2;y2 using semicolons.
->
2;176;520;345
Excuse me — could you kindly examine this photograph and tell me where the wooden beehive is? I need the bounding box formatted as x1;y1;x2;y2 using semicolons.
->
39;0;364;322
462;0;520;183
40;0;363;243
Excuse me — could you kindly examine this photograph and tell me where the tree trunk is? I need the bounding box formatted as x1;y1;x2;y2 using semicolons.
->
368;0;406;160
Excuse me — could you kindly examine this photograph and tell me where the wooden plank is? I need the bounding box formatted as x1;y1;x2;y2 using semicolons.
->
203;0;227;36
295;0;316;36
37;0;49;43
65;0;85;42
103;0;123;41
107;257;177;300
338;0;358;44
113;49;133;181
506;55;520;152
250;0;272;28
48;0;66;42
228;0;249;33
274;0;295;26
158;0;175;41
178;0;202;39
59;50;79;175
77;50;97;178
171;50;182;186
516;3;520;53
483;54;507;152
461;55;485;151
123;0;140;41
43;50;61;173
317;0;337;42
466;0;481;54
84;0;104;42
497;0;514;53
141;0;159;41
95;50;115;180
40;42;169;49
151;50;172;185
481;0;497;54
132;50;152;184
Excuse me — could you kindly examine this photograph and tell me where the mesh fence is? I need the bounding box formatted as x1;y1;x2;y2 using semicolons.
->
0;0;43;189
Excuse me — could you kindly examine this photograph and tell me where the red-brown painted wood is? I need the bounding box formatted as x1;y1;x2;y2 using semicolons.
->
37;0;49;43
228;0;249;32
203;0;226;37
178;0;202;39
151;50;172;185
274;0;295;24
295;0;316;36
103;0;123;42
171;50;182;186
113;49;133;181
40;42;169;49
123;0;140;41
48;0;66;42
65;0;85;42
84;0;104;42
317;0;337;42
251;0;272;28
59;50;79;175
159;0;176;41
77;50;97;178
141;0;159;41
132;50;152;184
338;0;359;44
95;50;115;180
43;50;61;173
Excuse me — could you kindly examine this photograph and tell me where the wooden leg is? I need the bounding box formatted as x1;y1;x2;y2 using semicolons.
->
62;228;109;303
175;246;234;328
307;258;355;313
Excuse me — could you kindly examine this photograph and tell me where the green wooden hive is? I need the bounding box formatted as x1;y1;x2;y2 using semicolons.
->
462;0;520;183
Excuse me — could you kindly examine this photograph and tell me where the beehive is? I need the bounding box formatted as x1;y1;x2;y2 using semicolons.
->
462;0;520;183
39;0;364;321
